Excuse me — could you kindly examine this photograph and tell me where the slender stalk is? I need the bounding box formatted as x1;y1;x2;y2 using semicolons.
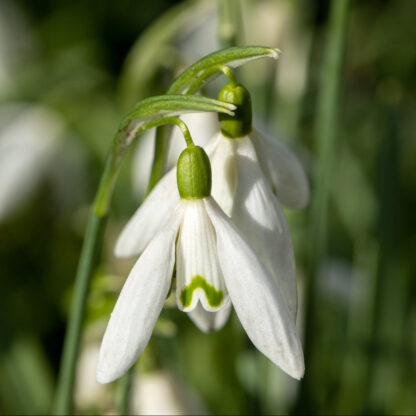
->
52;212;107;414
52;122;127;414
311;0;350;258
187;64;237;94
297;0;350;410
115;368;134;415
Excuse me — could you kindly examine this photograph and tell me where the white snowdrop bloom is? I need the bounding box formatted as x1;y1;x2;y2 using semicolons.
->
98;145;304;384
204;82;309;321
207;131;308;321
0;104;64;222
131;112;218;201
116;83;309;326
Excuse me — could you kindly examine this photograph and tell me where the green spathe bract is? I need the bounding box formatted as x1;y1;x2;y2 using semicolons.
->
218;83;253;138
177;146;212;199
180;275;224;308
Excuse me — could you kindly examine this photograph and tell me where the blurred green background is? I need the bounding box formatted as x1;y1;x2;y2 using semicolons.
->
0;0;415;414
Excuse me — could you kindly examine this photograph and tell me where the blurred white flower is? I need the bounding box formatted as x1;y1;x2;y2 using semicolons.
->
98;195;304;383
0;105;64;222
132;370;208;415
131;112;218;201
75;342;111;412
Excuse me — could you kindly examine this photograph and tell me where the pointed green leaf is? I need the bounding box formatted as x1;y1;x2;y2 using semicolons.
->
169;46;280;94
125;94;235;122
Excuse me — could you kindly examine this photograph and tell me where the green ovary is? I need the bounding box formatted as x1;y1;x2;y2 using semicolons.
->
180;275;224;308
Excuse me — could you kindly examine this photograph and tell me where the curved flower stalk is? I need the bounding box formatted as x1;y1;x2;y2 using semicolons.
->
99;137;304;383
131;112;217;201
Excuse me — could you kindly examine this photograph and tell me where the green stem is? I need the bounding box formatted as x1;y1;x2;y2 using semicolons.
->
311;0;350;258
153;116;193;147
144;116;194;195
52;121;128;413
187;64;237;94
145;125;171;195
115;368;134;415
52;212;107;415
297;0;350;411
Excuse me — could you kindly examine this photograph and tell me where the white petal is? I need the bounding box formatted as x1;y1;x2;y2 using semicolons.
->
187;303;232;333
209;132;236;216
205;197;304;380
97;204;184;384
250;130;309;209
232;137;297;320
176;199;230;312
115;167;179;257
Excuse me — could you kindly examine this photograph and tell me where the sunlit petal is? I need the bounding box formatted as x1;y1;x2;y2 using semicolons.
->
205;197;304;380
209;132;236;216
232;137;297;320
97;204;184;384
115;167;179;257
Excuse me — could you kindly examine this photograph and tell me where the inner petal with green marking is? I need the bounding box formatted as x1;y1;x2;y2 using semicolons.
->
175;199;228;312
180;275;224;309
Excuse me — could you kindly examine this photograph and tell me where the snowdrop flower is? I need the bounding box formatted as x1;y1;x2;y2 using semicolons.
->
97;142;304;383
206;82;310;322
116;83;309;327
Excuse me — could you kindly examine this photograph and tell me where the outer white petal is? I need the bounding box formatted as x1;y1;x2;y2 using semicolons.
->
232;137;297;320
250;130;309;209
205;197;304;380
209;132;236;216
176;199;230;312
115;167;179;257
97;204;184;384
187;303;232;333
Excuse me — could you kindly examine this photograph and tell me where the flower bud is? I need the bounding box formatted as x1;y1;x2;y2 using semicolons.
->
177;145;211;199
218;83;252;138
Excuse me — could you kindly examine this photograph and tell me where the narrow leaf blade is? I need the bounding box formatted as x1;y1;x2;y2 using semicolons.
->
169;46;280;93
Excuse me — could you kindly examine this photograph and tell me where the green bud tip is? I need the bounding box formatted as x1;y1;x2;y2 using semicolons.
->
177;146;212;199
218;82;252;138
